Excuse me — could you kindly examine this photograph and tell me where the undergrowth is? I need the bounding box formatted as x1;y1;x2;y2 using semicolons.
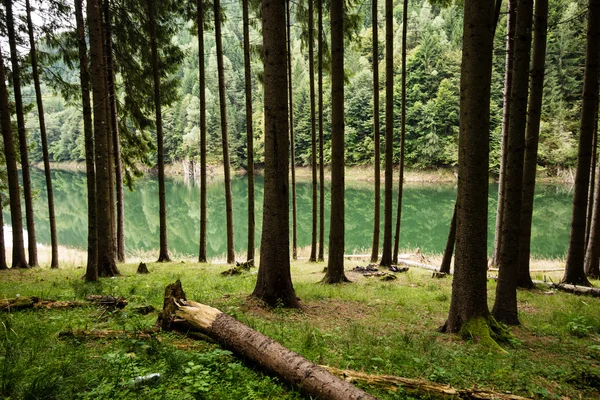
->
0;260;598;399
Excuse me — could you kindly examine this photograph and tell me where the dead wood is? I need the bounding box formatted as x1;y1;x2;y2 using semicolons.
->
58;329;155;340
86;295;128;309
137;262;149;274
159;281;377;400
323;366;530;400
221;259;255;276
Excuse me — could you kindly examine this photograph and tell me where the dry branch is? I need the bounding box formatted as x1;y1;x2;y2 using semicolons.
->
323;366;530;400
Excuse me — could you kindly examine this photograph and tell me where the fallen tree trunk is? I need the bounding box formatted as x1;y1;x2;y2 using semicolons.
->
323;366;530;400
0;295;127;312
160;280;377;400
58;329;154;340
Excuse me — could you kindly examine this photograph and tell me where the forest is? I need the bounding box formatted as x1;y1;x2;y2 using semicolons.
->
1;0;600;399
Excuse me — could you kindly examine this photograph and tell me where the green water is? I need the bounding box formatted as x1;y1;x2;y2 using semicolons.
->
3;169;573;259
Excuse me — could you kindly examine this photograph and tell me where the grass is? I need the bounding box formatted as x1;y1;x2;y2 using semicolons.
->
0;255;599;400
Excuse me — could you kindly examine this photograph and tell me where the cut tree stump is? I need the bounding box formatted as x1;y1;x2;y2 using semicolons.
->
137;262;149;274
323;366;530;400
159;280;377;400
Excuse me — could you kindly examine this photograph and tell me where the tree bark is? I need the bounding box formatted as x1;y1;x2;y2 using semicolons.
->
584;153;600;279
5;0;37;267
214;0;236;264
585;109;598;251
443;0;495;333
0;195;7;270
75;0;98;281
317;0;325;262
440;203;457;274
167;299;376;400
88;0;119;277
287;0;298;261
252;0;298;307
26;0;58;269
0;52;28;269
242;0;255;263
198;0;208;263
492;0;534;326
491;0;516;267
309;0;318;263
518;0;549;289
370;0;381;264
379;0;394;267
103;0;125;263
148;0;171;263
392;0;408;264
323;0;348;284
563;0;600;286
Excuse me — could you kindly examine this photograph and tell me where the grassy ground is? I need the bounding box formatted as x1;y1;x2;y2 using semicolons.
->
0;254;599;400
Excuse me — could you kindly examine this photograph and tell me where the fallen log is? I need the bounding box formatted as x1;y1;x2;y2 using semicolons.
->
323;366;530;400
160;280;377;400
486;277;600;298
0;295;127;312
58;329;154;341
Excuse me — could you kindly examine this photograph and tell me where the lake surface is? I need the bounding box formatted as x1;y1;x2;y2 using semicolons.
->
2;169;573;259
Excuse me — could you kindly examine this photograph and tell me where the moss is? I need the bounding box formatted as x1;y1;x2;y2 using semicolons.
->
460;316;509;354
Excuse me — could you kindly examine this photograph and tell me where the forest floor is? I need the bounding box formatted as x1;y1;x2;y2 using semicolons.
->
0;251;598;400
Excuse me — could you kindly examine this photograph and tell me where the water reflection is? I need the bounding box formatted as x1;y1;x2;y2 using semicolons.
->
2;170;572;259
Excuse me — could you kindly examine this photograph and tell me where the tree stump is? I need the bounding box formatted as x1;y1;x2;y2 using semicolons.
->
137;262;149;274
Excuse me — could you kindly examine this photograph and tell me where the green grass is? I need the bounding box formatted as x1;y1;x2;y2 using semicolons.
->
0;260;599;399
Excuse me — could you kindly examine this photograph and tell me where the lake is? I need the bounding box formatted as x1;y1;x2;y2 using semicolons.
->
2;169;573;260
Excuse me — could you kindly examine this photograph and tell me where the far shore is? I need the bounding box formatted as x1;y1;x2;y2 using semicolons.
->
33;161;575;184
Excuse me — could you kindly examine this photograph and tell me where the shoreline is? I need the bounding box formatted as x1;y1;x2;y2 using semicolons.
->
33;161;574;184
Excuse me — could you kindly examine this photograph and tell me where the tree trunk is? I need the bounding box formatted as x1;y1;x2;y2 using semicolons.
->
584;150;600;279
5;0;37;267
0;195;7;270
392;0;408;264
242;0;255;263
323;0;348;284
87;0;119;277
379;0;394;267
518;0;549;289
103;0;125;263
148;0;171;263
491;0;516;267
0;52;28;269
563;0;600;287
492;0;534;326
309;0;318;263
26;0;58;269
214;0;236;264
169;300;376;400
443;0;495;334
198;0;208;263
252;0;298;307
585;110;598;251
75;0;98;281
317;0;325;262
287;0;298;261
370;0;381;264
440;203;457;274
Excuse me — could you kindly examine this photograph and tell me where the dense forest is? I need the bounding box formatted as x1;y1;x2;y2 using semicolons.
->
24;0;587;174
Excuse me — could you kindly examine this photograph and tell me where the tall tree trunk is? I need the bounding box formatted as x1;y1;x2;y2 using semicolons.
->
517;0;548;289
392;0;408;264
252;0;298;308
0;196;6;270
370;0;381;263
215;0;236;264
563;0;600;287
0;51;28;269
585;103;599;251
198;0;208;263
103;0;125;263
491;0;516;267
87;0;119;277
242;0;255;262
584;147;600;279
287;0;298;261
148;0;171;263
442;0;495;334
75;0;98;281
25;0;58;268
493;0;534;326
440;203;457;274
323;0;347;284
379;0;394;267
317;0;325;262
309;0;318;263
5;0;37;267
